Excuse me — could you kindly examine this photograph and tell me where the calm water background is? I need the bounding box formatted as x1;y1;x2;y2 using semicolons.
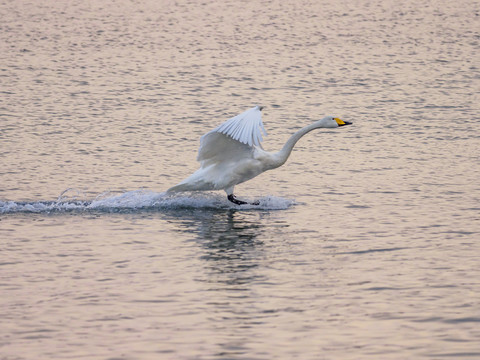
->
1;0;480;359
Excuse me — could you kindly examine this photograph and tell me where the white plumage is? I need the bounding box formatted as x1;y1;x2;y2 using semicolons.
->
167;106;351;205
209;105;267;147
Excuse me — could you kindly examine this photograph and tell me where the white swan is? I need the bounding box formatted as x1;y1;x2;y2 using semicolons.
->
167;106;352;205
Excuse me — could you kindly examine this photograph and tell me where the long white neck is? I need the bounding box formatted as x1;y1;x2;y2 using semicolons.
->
271;121;324;168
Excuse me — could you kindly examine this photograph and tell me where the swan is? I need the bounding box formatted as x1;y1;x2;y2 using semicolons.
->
167;106;352;205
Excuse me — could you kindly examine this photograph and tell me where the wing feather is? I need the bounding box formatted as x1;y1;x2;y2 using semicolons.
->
197;132;252;164
210;106;267;148
196;106;268;165
241;117;253;146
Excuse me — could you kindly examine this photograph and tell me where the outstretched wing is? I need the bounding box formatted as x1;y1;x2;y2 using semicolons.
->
210;105;267;147
197;106;267;164
197;132;253;164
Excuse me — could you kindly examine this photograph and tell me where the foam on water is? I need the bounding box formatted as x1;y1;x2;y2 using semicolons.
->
0;189;295;214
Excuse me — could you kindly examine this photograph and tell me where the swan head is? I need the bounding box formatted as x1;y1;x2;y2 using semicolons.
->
317;116;352;128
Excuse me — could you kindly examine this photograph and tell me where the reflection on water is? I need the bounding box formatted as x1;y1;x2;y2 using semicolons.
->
164;209;273;359
167;209;267;285
196;211;263;269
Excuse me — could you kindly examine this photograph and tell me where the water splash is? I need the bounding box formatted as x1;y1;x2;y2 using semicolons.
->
0;189;295;214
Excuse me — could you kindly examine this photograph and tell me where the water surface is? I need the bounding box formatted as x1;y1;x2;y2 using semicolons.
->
1;0;479;359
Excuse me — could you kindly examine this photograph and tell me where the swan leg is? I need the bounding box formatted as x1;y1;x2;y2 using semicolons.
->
227;194;260;206
227;194;248;205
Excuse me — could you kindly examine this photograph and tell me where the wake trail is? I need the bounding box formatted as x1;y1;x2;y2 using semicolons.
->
0;189;295;214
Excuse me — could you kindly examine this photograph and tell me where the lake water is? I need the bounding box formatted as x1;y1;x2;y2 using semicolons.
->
1;0;479;359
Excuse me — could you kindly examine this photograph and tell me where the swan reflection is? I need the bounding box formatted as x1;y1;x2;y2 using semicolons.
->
166;209;266;283
162;208;290;357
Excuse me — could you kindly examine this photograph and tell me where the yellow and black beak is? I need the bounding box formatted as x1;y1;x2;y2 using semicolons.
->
334;118;352;127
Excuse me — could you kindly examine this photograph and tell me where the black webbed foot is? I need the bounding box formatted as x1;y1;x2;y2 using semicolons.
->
227;194;259;206
227;194;247;205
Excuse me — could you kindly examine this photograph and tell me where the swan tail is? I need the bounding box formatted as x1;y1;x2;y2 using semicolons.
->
167;172;217;193
167;181;207;193
166;183;189;193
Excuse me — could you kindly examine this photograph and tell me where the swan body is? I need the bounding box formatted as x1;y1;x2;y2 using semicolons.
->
167;106;351;205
